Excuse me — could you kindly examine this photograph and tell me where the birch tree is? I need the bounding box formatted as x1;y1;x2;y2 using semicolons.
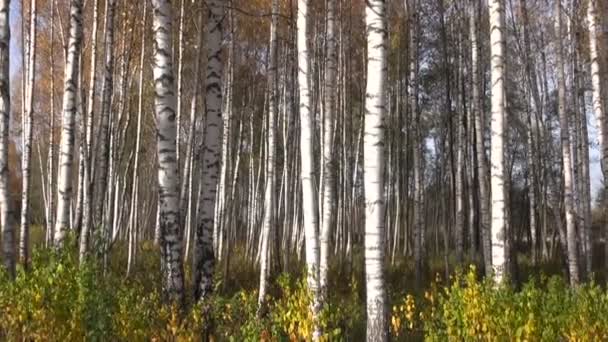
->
258;0;279;316
555;0;579;285
364;0;388;339
488;0;507;282
54;0;84;246
471;0;491;274
319;0;337;305
587;0;608;271
193;0;224;303
297;0;321;336
0;0;13;277
80;0;100;262
94;0;117;232
151;0;184;304
19;0;37;267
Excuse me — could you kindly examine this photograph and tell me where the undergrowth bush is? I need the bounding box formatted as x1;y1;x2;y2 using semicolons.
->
391;265;608;341
1;244;608;341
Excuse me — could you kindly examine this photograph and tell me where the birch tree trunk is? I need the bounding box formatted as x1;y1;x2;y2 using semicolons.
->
555;0;579;286
488;0;507;283
46;0;56;247
258;0;279;316
127;0;147;275
319;0;337;305
94;0;116;232
54;0;84;246
193;0;224;303
80;0;100;262
19;0;36;267
152;0;184;304
297;0;321;336
364;0;388;339
0;0;13;277
588;0;608;272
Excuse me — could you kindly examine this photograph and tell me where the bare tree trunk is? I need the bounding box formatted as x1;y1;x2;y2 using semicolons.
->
19;0;37;267
54;0;84;246
151;0;184;304
0;0;13;277
127;1;147;276
555;0;579;286
588;0;608;273
80;0;100;262
488;0;507;283
297;0;321;335
364;0;388;339
319;0;337;306
193;0;224;303
258;0;279;316
94;0;116;236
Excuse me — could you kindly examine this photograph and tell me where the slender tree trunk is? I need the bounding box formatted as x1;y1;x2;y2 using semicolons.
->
297;0;321;336
319;0;337;305
19;0;36;267
94;0;116;234
555;0;580;286
151;0;184;304
364;0;388;339
193;0;224;303
127;1;147;275
258;0;279;316
80;0;100;262
54;0;84;246
588;0;608;272
175;0;185;171
0;0;13;277
488;0;507;283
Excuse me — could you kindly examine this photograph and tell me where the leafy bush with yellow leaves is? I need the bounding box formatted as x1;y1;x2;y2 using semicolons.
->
391;265;608;341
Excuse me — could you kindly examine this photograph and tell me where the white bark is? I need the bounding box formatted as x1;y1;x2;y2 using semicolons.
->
127;1;147;275
555;0;579;286
364;0;388;339
193;0;224;302
588;0;608;272
319;0;337;305
54;0;84;246
152;0;184;304
297;0;321;336
0;0;13;277
94;0;116;232
488;0;507;283
79;0;100;262
19;0;36;266
258;0;279;315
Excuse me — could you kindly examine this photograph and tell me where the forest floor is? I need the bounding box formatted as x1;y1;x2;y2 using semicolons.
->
0;226;607;341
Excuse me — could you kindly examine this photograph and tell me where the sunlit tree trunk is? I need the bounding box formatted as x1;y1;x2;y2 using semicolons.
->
488;0;507;283
588;0;608;272
0;0;13;277
80;0;100;262
54;0;84;246
175;0;185;171
19;0;36;267
151;0;184;304
193;0;224;303
364;0;388;339
297;0;321;336
319;0;337;306
94;0;116;234
46;0;56;248
258;0;279;316
555;0;579;286
127;1;147;275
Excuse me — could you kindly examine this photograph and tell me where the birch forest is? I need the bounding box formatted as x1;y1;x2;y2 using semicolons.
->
1;0;608;340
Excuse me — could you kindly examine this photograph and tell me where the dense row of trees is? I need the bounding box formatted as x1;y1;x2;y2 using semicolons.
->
0;0;607;339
